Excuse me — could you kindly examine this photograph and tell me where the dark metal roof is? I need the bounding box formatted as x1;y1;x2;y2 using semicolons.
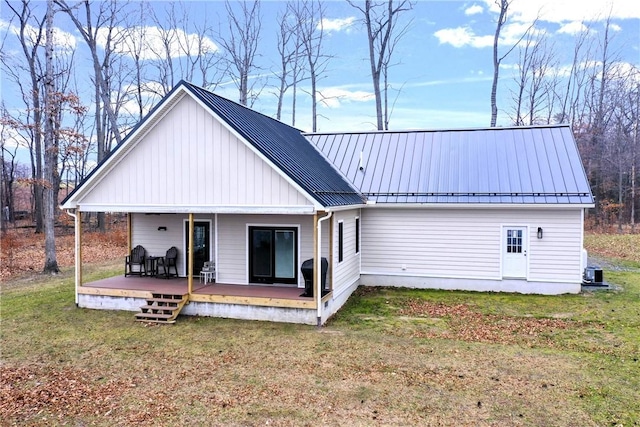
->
184;82;364;207
306;125;594;205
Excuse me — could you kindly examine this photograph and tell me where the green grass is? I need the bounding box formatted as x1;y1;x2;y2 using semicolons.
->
330;270;640;425
2;258;639;425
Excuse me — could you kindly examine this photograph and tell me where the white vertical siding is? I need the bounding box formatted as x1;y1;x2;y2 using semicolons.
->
78;96;313;208
217;214;315;286
332;209;361;295
361;208;583;285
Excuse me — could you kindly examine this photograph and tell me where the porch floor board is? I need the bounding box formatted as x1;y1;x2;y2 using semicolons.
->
82;276;311;301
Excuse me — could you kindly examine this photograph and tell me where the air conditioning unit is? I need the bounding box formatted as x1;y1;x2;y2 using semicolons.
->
583;266;603;284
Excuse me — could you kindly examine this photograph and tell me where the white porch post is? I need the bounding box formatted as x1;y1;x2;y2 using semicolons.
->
316;211;333;326
75;210;82;305
313;213;319;325
188;213;194;294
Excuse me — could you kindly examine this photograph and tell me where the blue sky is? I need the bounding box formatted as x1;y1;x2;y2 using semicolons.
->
1;0;639;140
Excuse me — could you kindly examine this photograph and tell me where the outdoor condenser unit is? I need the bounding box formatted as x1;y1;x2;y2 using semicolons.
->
583;267;604;284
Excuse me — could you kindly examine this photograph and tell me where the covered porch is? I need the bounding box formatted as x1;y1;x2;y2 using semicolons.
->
77;275;329;325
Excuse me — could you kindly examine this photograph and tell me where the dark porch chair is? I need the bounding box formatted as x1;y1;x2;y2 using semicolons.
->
125;245;147;276
157;246;178;279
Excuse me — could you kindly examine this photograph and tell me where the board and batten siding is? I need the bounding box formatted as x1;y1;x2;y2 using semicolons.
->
332;209;361;296
78;95;312;208
361;208;584;285
217;214;316;286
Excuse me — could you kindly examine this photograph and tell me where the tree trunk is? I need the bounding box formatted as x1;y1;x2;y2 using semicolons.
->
43;0;59;274
364;1;383;130
490;0;508;127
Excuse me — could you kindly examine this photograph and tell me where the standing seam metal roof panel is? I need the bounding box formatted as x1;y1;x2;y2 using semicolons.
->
305;125;594;205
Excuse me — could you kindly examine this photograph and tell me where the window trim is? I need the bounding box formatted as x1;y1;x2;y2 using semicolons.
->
338;220;344;263
355;216;360;254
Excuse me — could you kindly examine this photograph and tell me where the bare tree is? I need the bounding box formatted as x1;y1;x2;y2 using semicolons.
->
292;0;330;131
55;0;124;153
148;2;180;95
56;0;127;231
509;28;556;125
120;2;149;121
273;2;304;122
143;1;224;98
0;105;21;230
552;23;595;126
219;0;262;106
489;0;508;127
348;0;413;130
42;0;59;273
4;0;46;232
632;82;639;231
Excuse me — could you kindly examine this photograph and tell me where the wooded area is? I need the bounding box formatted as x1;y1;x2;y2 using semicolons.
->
1;0;638;274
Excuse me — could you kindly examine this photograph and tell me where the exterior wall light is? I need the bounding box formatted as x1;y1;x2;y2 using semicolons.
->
158;226;167;231
537;227;543;239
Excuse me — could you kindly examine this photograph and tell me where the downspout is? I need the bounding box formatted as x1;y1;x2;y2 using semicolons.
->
316;210;333;326
64;208;80;305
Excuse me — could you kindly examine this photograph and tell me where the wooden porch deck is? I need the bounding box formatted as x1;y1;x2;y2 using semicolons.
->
79;275;315;307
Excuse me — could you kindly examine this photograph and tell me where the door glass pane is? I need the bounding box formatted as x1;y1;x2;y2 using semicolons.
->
275;230;295;279
506;229;522;254
186;222;210;274
252;230;272;277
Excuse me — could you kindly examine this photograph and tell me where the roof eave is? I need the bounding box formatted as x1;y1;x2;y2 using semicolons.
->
364;202;595;209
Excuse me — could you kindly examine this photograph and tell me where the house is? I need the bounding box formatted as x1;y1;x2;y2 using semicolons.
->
307;127;593;294
61;81;594;325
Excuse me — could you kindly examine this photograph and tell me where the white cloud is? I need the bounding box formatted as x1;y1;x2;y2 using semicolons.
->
434;26;493;48
447;0;636;52
96;26;218;60
557;21;589;35
464;4;484;16
409;75;494;89
320;17;356;32
435;20;540;49
610;23;622;32
317;87;374;108
1;18;77;51
503;0;640;25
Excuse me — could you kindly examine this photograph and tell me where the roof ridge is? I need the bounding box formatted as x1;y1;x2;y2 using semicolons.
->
180;80;305;133
304;123;571;136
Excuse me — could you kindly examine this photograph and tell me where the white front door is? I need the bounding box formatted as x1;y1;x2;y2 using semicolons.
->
502;226;527;278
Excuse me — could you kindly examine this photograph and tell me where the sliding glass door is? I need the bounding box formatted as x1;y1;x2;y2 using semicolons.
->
249;227;297;284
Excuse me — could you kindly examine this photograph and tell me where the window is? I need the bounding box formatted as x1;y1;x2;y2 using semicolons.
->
506;229;523;253
355;217;360;254
248;226;298;284
338;221;344;263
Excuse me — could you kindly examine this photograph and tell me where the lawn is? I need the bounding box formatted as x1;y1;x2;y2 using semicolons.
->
1;234;639;426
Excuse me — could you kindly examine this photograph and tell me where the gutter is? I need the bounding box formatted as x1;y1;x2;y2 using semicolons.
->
316;211;333;326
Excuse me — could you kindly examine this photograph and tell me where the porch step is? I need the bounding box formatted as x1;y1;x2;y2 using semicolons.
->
135;293;188;324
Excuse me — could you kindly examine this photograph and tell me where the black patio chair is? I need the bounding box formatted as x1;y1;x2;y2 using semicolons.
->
125;245;147;276
157;246;178;279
